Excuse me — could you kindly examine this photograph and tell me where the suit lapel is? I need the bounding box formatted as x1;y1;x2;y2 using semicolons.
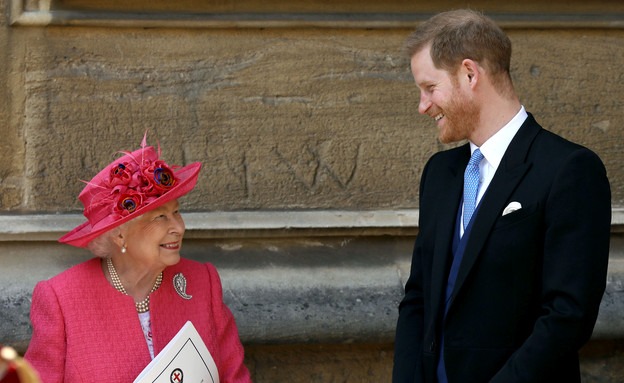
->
430;145;469;318
451;115;542;301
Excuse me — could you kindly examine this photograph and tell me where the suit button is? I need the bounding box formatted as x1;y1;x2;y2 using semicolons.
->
429;341;436;352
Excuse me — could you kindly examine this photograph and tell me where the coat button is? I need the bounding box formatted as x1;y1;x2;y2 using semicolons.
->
429;341;436;352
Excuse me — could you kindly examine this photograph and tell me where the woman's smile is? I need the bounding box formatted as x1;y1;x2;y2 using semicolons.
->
161;241;181;250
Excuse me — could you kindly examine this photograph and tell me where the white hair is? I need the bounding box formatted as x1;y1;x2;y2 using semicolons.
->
85;221;132;258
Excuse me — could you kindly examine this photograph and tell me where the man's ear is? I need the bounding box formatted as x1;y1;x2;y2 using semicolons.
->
460;58;480;89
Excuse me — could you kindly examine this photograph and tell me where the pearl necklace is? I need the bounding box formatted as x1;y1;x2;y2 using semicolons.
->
106;258;162;313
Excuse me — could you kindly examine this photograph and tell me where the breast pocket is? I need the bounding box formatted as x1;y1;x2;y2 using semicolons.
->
493;202;541;232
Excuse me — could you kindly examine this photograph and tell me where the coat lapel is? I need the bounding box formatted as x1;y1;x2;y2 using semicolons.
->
451;115;542;300
430;145;469;318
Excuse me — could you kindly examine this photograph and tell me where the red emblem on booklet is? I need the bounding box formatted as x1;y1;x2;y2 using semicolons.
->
170;368;183;383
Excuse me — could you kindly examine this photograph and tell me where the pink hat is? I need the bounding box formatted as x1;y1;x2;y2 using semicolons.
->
59;132;201;247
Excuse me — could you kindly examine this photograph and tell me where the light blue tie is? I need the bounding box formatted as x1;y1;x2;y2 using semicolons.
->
463;148;484;230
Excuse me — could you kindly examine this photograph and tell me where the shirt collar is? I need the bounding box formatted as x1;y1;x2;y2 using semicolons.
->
470;105;528;169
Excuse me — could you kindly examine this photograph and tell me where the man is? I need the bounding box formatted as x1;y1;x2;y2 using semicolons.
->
393;9;611;383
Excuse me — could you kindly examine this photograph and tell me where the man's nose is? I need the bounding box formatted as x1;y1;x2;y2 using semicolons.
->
418;93;431;115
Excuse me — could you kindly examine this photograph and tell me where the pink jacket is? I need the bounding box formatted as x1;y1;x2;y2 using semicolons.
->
25;258;252;383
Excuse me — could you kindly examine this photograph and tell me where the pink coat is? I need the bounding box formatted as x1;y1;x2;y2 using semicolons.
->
25;258;252;383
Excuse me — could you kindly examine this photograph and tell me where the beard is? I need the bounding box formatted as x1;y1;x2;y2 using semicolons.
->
437;87;481;144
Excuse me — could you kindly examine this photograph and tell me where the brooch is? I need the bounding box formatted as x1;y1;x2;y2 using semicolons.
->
173;273;193;300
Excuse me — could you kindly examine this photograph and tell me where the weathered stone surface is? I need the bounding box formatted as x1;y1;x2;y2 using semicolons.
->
580;340;624;383
2;27;622;212
243;339;624;383
2;234;623;350
595;235;624;339
0;0;25;211
0;235;413;351
244;343;394;383
510;30;624;206
242;340;624;383
11;28;411;212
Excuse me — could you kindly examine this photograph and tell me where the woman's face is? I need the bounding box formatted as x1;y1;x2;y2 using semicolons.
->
123;199;185;271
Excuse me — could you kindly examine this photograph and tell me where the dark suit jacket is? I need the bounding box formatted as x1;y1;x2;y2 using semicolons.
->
393;114;611;383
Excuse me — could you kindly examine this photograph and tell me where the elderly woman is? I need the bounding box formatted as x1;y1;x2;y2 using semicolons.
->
25;134;252;383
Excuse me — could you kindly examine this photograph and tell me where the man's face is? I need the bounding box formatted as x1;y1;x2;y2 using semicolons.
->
410;46;480;143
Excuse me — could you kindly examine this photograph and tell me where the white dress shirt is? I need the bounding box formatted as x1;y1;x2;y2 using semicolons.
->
461;106;528;237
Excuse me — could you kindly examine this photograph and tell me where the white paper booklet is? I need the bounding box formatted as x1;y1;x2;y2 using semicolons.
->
134;321;220;383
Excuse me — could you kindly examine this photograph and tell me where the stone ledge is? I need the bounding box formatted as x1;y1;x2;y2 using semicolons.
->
0;207;623;241
1;234;623;353
2;258;623;352
10;9;624;29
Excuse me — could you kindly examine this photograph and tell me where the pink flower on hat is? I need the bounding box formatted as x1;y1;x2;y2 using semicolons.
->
140;160;177;195
107;158;178;216
108;161;143;193
109;162;134;187
114;190;144;217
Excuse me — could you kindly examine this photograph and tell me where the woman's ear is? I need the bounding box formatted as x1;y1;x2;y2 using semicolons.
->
110;227;126;249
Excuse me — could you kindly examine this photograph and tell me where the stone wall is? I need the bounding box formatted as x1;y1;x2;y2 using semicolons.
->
1;0;623;382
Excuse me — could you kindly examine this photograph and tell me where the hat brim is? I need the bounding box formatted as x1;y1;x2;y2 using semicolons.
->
58;162;201;248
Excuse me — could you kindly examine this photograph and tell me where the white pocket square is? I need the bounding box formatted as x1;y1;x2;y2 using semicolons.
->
502;201;522;216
